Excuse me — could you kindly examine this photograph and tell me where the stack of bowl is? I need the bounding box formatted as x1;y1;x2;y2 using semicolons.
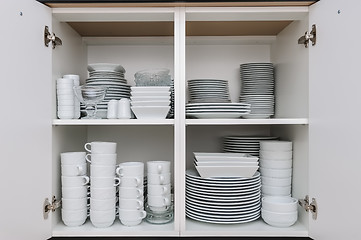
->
261;196;298;227
130;86;171;119
259;141;293;197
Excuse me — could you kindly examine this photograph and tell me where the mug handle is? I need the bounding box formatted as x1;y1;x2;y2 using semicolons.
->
140;210;147;219
157;165;163;174
164;197;170;205
114;177;121;187
85;154;92;164
115;166;123;176
162;186;168;194
136;199;144;209
134;177;141;187
136;188;143;197
77;165;85;175
82;176;90;185
159;175;165;184
84;143;91;152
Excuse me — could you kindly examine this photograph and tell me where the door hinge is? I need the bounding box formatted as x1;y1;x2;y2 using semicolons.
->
298;195;317;220
43;196;61;219
298;24;316;48
44;26;62;49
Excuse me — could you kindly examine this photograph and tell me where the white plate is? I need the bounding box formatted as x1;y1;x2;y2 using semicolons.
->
186;210;260;224
186;201;260;213
131;86;171;92
186;112;249;119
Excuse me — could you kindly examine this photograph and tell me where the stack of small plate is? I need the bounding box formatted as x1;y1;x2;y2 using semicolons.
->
186;103;251;119
188;79;230;103
185;169;261;224
222;136;279;157
84;63;131;118
239;63;275;119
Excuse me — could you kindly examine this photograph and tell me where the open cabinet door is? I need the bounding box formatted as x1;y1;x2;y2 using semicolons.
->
0;1;52;240
309;0;361;239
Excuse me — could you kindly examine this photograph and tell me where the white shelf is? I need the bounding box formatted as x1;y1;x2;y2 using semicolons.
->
52;119;175;126
183;219;308;237
185;118;309;126
52;220;177;237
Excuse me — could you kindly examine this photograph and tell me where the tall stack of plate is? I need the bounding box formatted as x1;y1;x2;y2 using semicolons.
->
83;63;131;118
239;63;275;119
188;79;230;103
222;136;279;157
185;169;261;224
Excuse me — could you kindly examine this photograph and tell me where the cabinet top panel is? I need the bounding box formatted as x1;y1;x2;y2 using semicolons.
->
38;0;318;8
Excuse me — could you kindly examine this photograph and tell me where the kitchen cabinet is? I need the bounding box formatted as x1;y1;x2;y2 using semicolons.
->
1;0;361;240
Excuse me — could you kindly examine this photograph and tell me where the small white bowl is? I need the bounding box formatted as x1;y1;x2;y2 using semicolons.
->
260;141;293;151
260;159;293;169
259;167;292;178
130;96;171;102
261;185;291;196
131;100;170;107
261;176;292;187
131;106;170;119
195;165;259;178
131;91;170;97
262;196;298;213
261;209;298;227
259;150;293;160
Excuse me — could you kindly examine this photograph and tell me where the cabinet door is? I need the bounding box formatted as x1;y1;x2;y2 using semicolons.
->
309;0;361;239
0;1;52;240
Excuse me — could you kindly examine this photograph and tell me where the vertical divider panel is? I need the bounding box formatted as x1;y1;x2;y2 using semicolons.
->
174;7;186;235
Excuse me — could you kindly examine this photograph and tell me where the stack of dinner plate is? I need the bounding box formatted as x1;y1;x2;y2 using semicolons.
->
186;103;251;119
185;169;261;224
239;63;275;119
222;136;279;157
83;63;131;118
188;79;230;103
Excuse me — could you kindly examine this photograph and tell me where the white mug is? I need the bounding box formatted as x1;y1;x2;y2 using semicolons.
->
90;197;117;211
118;209;146;226
118;187;143;199
61;163;87;176
116;162;144;177
147;173;171;185
118;176;143;188
62;186;88;199
61;152;86;165
147;194;171;212
91;187;117;199
62;197;89;210
57;77;74;85
90;165;116;178
147;184;171;196
91;177;120;188
90;209;116;228
61;175;90;187
147;161;171;174
62;208;88;227
118;198;144;210
84;142;117;154
86;153;117;165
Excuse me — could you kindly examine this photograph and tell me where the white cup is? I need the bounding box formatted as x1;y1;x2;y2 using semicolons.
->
62;186;88;199
62;208;88;227
61;152;86;165
91;177;120;188
116;162;144;177
147;173;171;185
90;209;116;228
90;165;116;177
57;89;74;95
57;94;75;101
62;197;88;210
90;197;117;211
58;99;75;106
85;153;117;165
118;187;143;199
57;77;74;85
147;184;171;196
91;187;116;199
118;176;143;188
107;100;118;119
117;98;132;119
61;176;90;187
57;82;74;90
147;194;171;208
147;161;171;174
61;163;87;176
58;111;74;119
118;198;144;210
118;209;146;226
63;74;80;86
84;142;117;154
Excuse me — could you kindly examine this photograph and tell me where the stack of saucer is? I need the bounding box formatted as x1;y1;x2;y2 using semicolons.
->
187;79;230;103
56;75;80;119
222;136;279;157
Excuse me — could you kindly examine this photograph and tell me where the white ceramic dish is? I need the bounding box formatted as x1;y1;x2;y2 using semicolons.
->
262;196;298;213
193;152;259;162
131;91;171;97
259;167;292;178
195;165;259;178
130;96;170;102
260;141;293;151
261;176;292;187
259;150;293;160
194;161;258;167
261;209;297;227
261;185;291;196
131;86;171;92
259;159;293;169
131;106;170;119
131;100;170;107
87;63;125;73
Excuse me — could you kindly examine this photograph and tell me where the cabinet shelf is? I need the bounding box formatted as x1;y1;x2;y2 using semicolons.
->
185;118;308;125
52;119;175;126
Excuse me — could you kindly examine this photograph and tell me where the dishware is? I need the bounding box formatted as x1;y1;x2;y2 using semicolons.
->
90;197;117;211
261;196;298;213
118;209;147;226
116;162;144;177
147;161;171;174
74;85;108;119
259;167;292;178
147;194;171;211
60;152;86;165
61;176;90;187
261;185;291;196
61;186;88;198
90;177;120;188
85;142;117;154
261;176;292;187
62;208;88;227
90;187;117;199
131;106;170;119
147;173;171;185
259;159;293;169
118;198;144;210
195;165;259;178
85;153;117;165
259;150;293;160
90;165;116;177
90;209;116;228
147;184;171;195
117;98;132;119
261;209;297;227
118;176;143;188
260;141;293;151
61;197;88;210
61;163;87;176
107;99;118;119
118;187;143;199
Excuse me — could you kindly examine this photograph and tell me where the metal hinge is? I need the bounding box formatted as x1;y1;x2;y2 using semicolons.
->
43;196;61;219
298;195;317;220
298;24;316;48
44;26;62;49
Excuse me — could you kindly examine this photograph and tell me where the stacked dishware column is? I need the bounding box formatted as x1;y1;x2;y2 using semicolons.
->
60;152;89;227
145;161;174;224
85;141;118;228
116;162;146;226
56;75;80;119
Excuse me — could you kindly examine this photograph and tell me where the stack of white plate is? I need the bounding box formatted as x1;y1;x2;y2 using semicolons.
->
239;63;275;119
83;63;131;118
186;103;251;119
193;152;259;178
185;169;261;224
188;79;230;103
130;86;171;119
222;136;279;156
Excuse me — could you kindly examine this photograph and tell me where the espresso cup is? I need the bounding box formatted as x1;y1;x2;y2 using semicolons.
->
61;163;87;176
118;209;146;226
118;198;144;210
84;142;117;154
147;173;171;185
118;187;143;199
116;162;144;177
61;176;90;187
90;209;116;228
90;187;117;199
62;208;88;227
90;165;116;177
147;161;171;174
60;152;86;165
86;153;117;165
62;197;89;210
118;176;143;188
90;197;117;211
62;186;88;199
147;194;171;212
147;184;171;196
91;177;120;188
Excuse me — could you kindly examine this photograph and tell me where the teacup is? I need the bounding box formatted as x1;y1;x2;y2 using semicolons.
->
84;142;117;154
147;161;171;174
61;175;89;187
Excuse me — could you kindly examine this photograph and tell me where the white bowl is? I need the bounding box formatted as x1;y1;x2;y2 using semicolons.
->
193;152;259;162
260;141;293;151
131;101;170;107
261;209;298;227
131;86;171;92
259;167;292;178
87;63;125;72
130;96;171;102
261;185;291;196
260;159;293;169
261;176;292;187
262;196;298;213
259;150;293;160
195;161;259;167
131;91;171;97
131;106;170;119
195;165;259;178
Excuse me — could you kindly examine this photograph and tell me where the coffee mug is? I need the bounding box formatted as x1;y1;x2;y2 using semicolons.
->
118;176;143;188
62;197;89;210
62;186;89;199
147;161;171;174
84;142;117;154
118;198;144;210
90;209;116;228
91;177;120;188
91;187;117;199
61;176;90;187
90;197;117;211
62;208;88;227
118;187;143;199
118;209;146;226
61;152;86;165
90;165;116;177
86;153;117;165
147;184;171;196
147;173;171;185
61;163;87;176
116;162;144;177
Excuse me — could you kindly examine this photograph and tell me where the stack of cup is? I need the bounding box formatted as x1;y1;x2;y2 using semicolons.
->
259;141;293;197
56;75;80;119
85;141;118;228
116;162;146;226
145;161;173;224
60;152;89;227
